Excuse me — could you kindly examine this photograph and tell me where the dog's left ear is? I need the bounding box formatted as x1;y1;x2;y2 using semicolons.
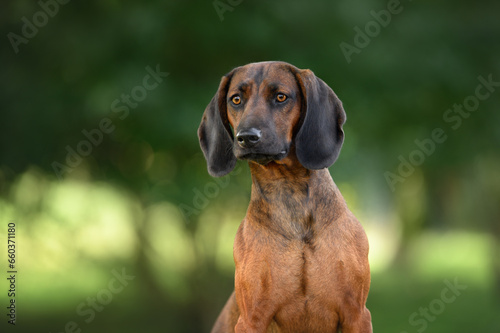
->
294;69;346;170
198;73;236;177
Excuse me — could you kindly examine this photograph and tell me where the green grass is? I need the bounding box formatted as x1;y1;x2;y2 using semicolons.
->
369;268;500;333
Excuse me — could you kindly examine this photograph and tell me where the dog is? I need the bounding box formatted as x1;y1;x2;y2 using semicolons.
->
198;61;372;332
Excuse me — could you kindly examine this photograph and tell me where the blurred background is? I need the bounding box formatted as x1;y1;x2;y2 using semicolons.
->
1;0;499;332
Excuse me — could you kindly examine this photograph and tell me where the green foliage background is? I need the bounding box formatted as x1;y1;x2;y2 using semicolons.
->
1;0;499;332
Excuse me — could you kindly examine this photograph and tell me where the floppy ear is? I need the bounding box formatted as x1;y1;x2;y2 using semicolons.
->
294;69;346;170
198;73;236;177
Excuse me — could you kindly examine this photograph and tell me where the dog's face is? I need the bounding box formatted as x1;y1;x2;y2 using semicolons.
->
199;61;346;177
226;63;302;165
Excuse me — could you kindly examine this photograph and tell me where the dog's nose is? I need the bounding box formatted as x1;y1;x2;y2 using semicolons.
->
236;128;262;148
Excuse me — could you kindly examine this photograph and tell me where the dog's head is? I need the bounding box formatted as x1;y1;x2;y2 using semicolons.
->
198;61;346;177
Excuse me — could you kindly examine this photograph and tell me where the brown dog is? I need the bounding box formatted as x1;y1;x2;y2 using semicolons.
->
198;61;372;333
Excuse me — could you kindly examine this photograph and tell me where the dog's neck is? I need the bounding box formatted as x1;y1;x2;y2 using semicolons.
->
246;156;340;240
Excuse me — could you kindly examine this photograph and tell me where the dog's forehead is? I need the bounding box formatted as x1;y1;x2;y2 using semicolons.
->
229;62;297;91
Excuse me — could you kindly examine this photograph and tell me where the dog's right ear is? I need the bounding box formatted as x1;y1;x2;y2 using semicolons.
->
198;73;236;177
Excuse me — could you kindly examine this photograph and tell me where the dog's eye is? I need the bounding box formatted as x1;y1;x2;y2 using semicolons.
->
276;93;287;103
231;96;241;105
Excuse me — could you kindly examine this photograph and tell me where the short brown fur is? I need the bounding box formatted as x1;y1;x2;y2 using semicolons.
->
200;62;372;333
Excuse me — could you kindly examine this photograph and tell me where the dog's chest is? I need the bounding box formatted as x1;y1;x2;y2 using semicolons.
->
237;233;343;331
235;217;345;300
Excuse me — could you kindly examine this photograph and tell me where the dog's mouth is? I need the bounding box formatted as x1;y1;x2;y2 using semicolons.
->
237;150;288;165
